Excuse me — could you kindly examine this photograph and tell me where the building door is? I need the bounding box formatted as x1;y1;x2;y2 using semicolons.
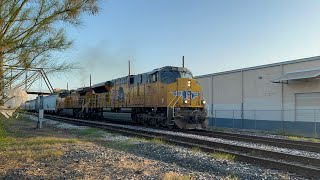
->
295;93;320;122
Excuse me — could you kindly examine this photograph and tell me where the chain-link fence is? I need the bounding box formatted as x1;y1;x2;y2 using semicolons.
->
208;109;320;138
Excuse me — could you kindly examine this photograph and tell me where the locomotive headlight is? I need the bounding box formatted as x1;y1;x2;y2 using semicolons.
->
187;80;191;87
201;100;206;105
184;100;188;104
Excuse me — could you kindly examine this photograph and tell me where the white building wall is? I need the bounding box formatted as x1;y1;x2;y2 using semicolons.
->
282;60;320;121
243;66;282;110
196;76;212;112
196;56;320;123
242;66;282;121
212;72;242;119
212;72;242;110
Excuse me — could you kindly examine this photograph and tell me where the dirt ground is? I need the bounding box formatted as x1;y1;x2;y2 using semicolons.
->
0;116;215;180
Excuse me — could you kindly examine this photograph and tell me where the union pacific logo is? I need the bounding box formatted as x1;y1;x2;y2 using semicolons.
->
171;91;200;100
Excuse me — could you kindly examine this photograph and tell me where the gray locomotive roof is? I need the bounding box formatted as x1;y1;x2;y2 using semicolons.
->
92;82;106;88
91;66;192;87
76;87;91;93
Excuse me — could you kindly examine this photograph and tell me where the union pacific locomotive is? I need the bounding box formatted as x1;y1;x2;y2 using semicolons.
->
23;66;208;129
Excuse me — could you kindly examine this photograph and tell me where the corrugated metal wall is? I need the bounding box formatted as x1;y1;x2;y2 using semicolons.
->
195;56;320;137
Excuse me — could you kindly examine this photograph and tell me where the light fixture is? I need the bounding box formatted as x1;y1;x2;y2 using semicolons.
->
184;100;188;104
201;100;206;105
187;80;191;87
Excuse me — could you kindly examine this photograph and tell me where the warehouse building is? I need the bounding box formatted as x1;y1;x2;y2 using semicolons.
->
195;56;320;137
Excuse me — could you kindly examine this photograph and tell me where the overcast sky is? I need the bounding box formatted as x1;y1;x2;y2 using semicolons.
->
33;0;320;91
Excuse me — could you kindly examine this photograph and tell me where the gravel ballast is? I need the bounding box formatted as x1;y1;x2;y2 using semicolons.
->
77;120;320;160
21;115;309;179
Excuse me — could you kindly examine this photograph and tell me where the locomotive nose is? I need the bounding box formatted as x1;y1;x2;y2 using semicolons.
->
176;78;197;90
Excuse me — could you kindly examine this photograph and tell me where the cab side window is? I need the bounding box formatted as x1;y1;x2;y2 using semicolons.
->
148;72;158;83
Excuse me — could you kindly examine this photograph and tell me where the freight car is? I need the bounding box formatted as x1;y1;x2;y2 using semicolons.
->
23;66;209;129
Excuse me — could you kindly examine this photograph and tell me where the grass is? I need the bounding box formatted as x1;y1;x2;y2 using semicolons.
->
149;137;165;144
129;136;147;143
287;136;320;143
162;171;194;180
210;152;235;162
104;136;166;152
0;136;77;161
191;147;201;153
73;127;104;137
104;140;136;152
225;174;239;180
211;126;320;143
0;120;7;138
0;116;78;164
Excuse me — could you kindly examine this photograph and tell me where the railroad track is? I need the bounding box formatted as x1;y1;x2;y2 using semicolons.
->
31;114;320;179
177;129;320;153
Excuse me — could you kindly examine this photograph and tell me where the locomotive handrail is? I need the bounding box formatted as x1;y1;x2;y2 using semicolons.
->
167;93;177;108
167;91;182;119
172;95;182;117
82;99;91;111
167;91;178;118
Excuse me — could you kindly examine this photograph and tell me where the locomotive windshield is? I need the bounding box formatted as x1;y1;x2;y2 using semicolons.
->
161;70;193;84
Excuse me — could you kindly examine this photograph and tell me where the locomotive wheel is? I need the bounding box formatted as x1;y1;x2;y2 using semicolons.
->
154;120;160;127
142;118;148;127
149;118;156;126
143;121;148;127
167;124;174;129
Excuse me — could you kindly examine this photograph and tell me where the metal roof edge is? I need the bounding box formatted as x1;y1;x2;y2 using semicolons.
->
195;55;320;79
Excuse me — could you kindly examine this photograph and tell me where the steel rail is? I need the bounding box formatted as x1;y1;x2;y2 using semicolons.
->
184;129;320;153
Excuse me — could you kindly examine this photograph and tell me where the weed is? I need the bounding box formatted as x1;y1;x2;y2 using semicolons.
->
150;137;164;144
310;138;320;143
129;136;147;143
0;119;7;138
288;136;304;141
0;137;77;162
104;140;135;152
210;152;235;161
279;173;289;180
73;128;104;137
225;174;239;180
2;148;64;161
191;147;201;153
288;136;320;143
162;171;193;180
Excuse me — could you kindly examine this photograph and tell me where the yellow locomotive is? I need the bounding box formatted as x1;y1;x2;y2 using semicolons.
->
57;66;208;129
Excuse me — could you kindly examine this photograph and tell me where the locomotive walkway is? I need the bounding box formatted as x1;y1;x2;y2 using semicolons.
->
35;114;320;179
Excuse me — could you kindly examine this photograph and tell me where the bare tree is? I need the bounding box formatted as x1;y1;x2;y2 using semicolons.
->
0;0;100;105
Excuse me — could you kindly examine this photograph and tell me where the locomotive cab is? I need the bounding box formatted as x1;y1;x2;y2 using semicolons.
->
159;67;208;129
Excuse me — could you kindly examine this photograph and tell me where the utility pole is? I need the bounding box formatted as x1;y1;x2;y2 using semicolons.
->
128;60;131;104
37;95;44;129
0;13;4;106
0;53;3;106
